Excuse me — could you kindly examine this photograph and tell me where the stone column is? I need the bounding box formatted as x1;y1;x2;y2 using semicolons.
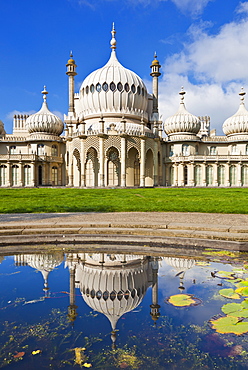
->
238;162;242;186
179;163;185;186
202;163;206;186
140;138;146;187
121;135;126;187
18;162;23;187
188;163;195;186
99;136;105;187
213;163;218;186
153;140;158;186
225;163;230;187
7;162;11;187
174;164;178;186
31;162;35;187
80;140;86;187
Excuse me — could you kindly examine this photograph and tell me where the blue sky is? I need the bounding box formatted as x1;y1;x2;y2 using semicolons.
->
0;0;247;134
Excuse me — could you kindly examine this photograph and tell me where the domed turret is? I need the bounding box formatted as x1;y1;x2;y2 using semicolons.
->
223;88;248;139
25;86;64;135
79;24;148;123
164;88;200;140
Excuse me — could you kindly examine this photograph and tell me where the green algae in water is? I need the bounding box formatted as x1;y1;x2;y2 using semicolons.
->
1;251;248;369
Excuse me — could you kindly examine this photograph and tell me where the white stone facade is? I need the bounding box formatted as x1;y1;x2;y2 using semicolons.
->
1;26;248;188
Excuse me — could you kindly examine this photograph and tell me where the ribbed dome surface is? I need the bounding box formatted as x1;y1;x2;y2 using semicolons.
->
75;254;150;331
79;27;148;120
26;88;64;135
164;89;200;136
223;89;248;136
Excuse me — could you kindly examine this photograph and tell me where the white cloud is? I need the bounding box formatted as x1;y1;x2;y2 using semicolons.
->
6;110;35;120
71;0;212;16
157;6;248;134
236;1;248;14
169;0;213;17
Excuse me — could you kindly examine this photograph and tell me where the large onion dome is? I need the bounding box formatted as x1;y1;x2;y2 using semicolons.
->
223;88;248;138
25;86;64;135
75;254;151;333
79;24;148;121
0;120;5;135
164;88;201;139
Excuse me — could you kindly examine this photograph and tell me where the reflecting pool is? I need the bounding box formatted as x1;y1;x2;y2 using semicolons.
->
1;248;248;369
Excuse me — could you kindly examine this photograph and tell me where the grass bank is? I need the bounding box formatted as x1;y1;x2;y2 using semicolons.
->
0;187;248;214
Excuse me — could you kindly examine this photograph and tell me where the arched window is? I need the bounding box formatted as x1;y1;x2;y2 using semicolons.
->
230;165;237;186
210;146;216;155
206;165;213;186
182;144;189;156
0;165;7;186
51;145;58;156
218;165;225;186
37;144;44;156
231;145;237;155
9;146;16;154
194;165;202;186
169;145;174;157
12;165;19;186
24;165;31;186
195;145;199;155
246;145;248;155
52;166;58;186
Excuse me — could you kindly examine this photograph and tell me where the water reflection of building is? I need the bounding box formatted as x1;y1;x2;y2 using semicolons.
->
14;253;64;295
164;257;196;291
65;253;161;346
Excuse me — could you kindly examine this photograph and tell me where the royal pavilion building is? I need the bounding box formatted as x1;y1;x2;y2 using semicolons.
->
1;25;248;188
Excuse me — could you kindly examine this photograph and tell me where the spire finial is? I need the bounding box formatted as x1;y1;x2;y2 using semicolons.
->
70;50;73;58
110;22;117;51
179;86;186;104
41;85;48;102
239;87;246;104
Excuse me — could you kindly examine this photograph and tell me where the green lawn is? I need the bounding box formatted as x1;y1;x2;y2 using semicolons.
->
0;187;248;214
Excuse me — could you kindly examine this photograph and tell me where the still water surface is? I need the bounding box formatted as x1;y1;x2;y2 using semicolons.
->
1;248;248;369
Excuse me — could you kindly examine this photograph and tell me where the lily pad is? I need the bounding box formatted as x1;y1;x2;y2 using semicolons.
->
235;287;248;297
219;288;240;299
235;281;248;288
221;302;248;318
167;294;201;307
214;271;236;280
210;316;248;335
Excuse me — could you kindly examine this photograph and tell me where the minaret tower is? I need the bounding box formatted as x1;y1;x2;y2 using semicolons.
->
66;52;77;114
150;53;161;116
150;258;160;324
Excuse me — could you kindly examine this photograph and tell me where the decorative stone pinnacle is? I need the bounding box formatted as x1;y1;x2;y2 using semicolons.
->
179;86;185;103
110;22;117;50
239;87;246;103
41;85;48;102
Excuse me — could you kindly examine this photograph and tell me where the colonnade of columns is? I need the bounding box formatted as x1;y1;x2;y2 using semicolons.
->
68;135;161;187
0;162;63;187
167;161;248;186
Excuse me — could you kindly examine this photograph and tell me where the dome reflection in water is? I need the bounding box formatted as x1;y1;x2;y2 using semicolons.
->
0;249;248;369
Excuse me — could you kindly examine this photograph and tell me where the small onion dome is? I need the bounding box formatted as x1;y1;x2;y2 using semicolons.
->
164;88;201;137
223;88;248;137
150;53;161;67
26;86;64;135
0;120;5;135
67;51;76;66
79;24;148;120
